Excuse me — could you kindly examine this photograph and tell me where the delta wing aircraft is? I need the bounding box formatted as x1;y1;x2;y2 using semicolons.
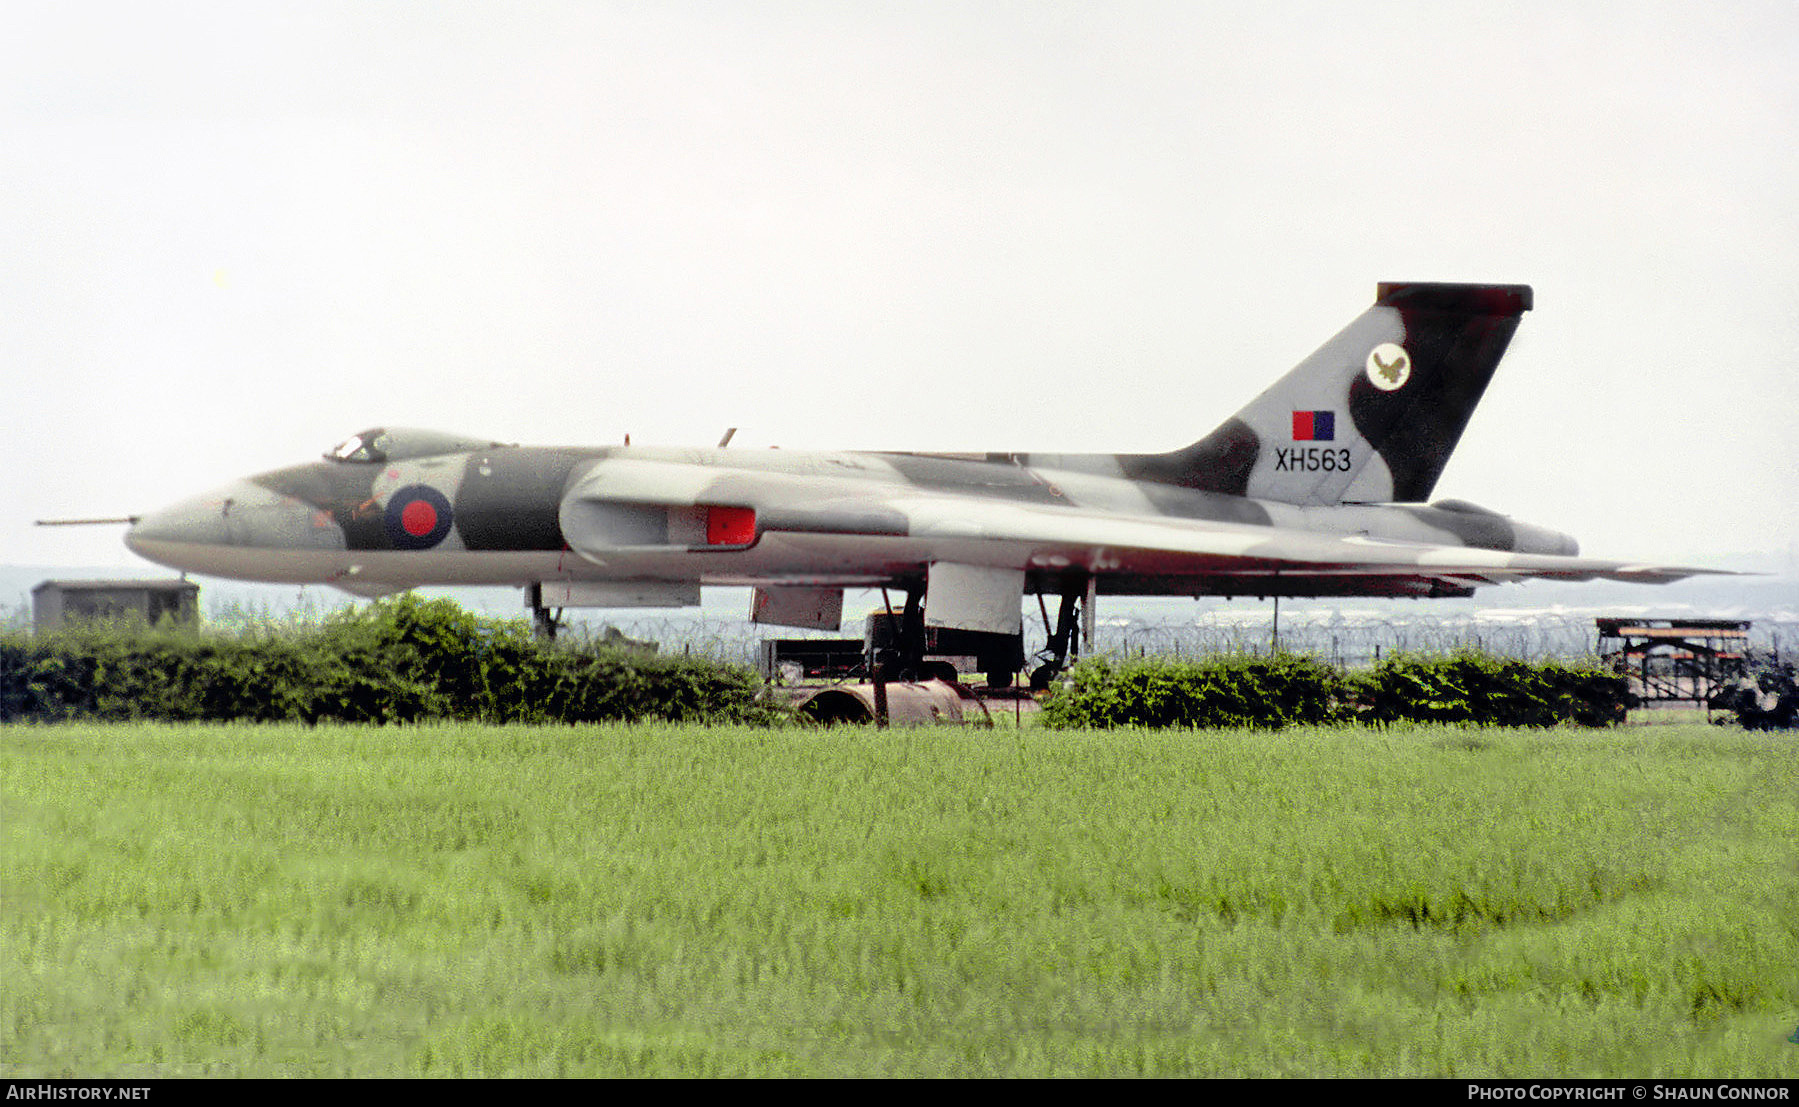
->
123;282;1711;686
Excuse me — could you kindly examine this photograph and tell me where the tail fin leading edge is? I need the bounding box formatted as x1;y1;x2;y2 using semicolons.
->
1122;282;1532;505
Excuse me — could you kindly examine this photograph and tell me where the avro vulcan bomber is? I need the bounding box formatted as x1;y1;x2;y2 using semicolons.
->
124;283;1711;686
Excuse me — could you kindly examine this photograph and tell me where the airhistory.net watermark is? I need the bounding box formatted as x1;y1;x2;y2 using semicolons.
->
5;1089;150;1102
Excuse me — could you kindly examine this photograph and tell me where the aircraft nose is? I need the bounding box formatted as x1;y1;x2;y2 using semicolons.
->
126;490;235;557
125;480;345;569
128;494;225;547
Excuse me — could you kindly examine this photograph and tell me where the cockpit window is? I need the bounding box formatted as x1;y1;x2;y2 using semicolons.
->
325;427;502;464
328;430;388;463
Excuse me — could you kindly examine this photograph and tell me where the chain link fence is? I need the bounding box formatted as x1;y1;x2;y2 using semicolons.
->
590;610;1797;671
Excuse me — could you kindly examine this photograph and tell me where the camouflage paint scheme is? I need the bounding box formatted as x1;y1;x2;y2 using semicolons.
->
126;283;1710;625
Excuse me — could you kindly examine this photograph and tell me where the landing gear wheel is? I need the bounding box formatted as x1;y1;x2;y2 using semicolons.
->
985;669;1015;690
1029;662;1061;692
922;661;960;684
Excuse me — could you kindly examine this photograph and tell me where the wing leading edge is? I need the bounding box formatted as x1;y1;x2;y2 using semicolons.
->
555;465;1720;598
756;490;1720;596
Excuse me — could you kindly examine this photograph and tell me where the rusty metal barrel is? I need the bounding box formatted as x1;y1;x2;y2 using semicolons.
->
794;680;990;726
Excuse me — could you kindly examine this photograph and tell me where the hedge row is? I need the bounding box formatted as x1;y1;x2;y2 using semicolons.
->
0;595;772;725
1;599;1629;729
1351;652;1628;728
1040;652;1628;729
1039;654;1346;729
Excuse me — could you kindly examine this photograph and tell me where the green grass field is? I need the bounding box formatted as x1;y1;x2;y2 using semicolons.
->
3;721;1795;1077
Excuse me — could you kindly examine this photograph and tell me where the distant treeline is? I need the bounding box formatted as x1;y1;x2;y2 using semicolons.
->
0;595;773;725
1040;653;1630;729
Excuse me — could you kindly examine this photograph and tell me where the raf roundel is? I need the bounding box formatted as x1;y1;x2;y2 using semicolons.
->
384;485;454;550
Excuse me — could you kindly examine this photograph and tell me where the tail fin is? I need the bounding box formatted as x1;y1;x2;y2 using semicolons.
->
1121;282;1532;505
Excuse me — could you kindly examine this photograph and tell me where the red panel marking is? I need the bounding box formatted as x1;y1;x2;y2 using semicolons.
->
706;505;756;546
401;500;438;537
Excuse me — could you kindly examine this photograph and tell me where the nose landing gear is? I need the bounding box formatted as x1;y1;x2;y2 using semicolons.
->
526;582;565;641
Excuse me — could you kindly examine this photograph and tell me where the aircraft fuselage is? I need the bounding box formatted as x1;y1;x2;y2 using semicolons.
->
126;439;1576;600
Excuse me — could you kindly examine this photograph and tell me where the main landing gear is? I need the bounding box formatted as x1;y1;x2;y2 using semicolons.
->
867;577;1096;692
867;585;1025;689
1028;578;1095;691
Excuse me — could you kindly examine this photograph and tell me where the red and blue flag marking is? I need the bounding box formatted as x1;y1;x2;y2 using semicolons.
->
1291;410;1335;441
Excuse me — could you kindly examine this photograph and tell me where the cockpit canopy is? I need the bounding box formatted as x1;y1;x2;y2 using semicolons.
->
325;427;504;464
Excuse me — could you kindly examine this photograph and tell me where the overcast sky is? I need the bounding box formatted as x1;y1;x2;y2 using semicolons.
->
5;0;1795;575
